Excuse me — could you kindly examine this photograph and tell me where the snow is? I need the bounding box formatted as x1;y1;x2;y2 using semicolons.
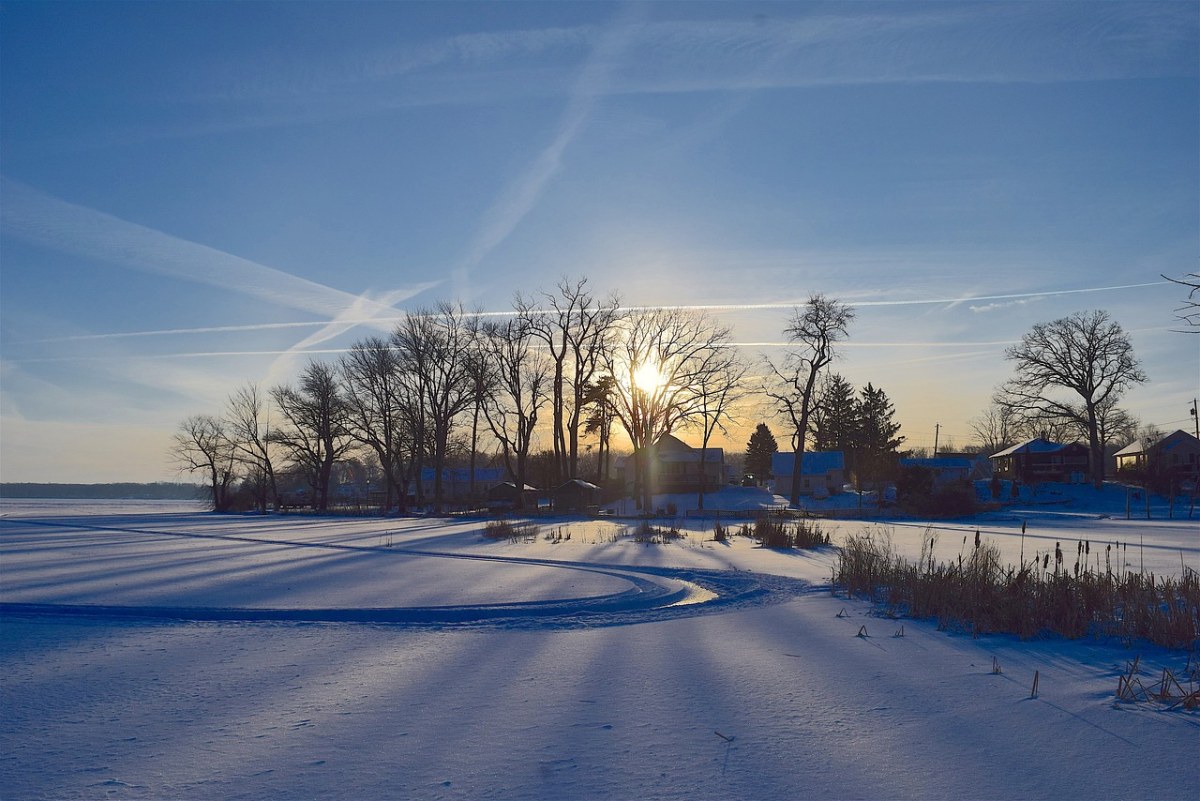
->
1;495;1197;800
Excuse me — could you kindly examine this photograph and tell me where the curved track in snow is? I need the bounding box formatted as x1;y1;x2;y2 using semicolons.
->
0;518;814;630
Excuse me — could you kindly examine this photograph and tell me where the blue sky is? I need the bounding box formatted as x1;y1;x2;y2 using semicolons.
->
1;1;1197;483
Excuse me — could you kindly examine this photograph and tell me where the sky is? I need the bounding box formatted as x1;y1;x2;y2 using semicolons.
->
1;0;1197;484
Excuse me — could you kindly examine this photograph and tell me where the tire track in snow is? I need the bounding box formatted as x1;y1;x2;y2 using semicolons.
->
0;517;814;629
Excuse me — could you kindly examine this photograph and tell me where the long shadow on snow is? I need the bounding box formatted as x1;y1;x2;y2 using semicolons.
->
1;518;813;630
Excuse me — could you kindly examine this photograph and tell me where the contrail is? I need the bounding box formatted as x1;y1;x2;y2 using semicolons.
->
0;177;437;324
17;279;1167;345
450;5;642;298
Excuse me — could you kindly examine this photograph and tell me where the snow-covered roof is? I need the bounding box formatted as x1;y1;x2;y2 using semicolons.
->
771;451;845;476
989;438;1071;459
555;479;600;491
1113;440;1146;458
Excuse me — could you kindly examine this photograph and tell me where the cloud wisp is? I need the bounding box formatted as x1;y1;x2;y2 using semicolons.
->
0;177;438;325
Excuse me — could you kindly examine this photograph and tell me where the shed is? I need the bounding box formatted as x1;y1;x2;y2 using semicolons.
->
486;481;539;511
553;479;601;513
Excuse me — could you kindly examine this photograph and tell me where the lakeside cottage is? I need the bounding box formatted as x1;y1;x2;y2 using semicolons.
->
989;438;1089;484
1114;429;1200;483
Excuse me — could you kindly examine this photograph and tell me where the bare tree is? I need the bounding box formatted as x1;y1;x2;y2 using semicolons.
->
341;337;411;513
271;360;353;511
691;349;748;510
970;402;1018;456
516;277;621;483
1164;272;1200;331
480;318;551;508
225;383;278;513
391;302;481;513
996;310;1146;488
763;295;855;507
461;345;494;500
171;414;237;512
604;308;736;513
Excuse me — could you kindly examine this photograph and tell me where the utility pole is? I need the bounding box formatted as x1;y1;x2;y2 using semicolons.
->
933;423;940;457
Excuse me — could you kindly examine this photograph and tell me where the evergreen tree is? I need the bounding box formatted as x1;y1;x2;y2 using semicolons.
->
745;423;778;480
857;383;904;454
852;383;905;491
810;373;858;452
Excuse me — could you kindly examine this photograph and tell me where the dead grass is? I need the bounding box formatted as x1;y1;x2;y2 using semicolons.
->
832;528;1200;650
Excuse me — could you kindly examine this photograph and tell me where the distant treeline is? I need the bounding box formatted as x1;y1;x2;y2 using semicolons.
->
0;482;207;500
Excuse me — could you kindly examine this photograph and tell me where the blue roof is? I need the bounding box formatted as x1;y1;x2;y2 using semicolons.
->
771;451;845;476
899;457;972;470
420;467;506;482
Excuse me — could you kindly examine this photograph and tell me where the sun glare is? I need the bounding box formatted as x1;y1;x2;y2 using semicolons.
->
632;361;665;392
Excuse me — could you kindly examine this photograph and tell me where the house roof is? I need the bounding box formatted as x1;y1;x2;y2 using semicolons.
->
772;451;845;476
651;434;724;462
1115;430;1200;458
990;437;1071;459
899;457;972;470
555;479;600;492
420;467;506;482
491;481;538;492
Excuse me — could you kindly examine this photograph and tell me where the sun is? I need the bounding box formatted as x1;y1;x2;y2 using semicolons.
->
632;361;665;392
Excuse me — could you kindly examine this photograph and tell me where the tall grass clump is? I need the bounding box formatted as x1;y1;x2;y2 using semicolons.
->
754;513;830;550
633;519;684;543
483;519;540;543
832;529;1200;650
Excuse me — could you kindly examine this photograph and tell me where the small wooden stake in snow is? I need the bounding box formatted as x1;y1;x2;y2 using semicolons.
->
1030;670;1040;698
837;608;849;618
715;731;734;776
893;624;905;638
857;625;868;638
992;657;1002;675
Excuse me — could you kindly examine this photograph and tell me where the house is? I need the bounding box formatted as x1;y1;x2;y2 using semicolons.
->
898;456;974;488
618;434;726;496
989;438;1089;484
417;467;506;501
1114;430;1200;482
771;451;845;498
553;479;601;513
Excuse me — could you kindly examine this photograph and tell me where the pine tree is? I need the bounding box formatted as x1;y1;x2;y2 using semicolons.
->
857;383;904;454
810;373;858;452
744;423;778;481
852;382;905;492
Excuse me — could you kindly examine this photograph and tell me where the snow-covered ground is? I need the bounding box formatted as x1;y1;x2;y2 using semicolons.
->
1;498;1197;800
